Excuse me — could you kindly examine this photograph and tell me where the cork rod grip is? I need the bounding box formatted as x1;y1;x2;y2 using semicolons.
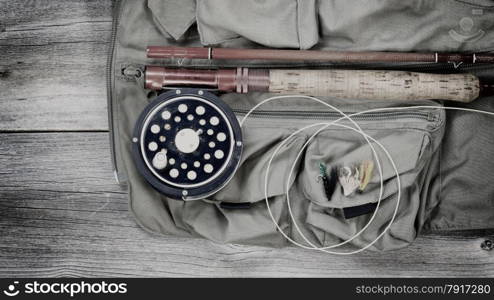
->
268;70;480;102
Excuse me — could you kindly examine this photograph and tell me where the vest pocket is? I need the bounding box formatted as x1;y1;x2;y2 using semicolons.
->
301;127;433;209
296;108;446;250
179;196;290;246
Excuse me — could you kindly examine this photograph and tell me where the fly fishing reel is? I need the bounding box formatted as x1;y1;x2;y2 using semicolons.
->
132;88;243;200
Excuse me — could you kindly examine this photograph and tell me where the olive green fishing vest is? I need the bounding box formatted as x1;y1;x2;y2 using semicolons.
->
107;0;494;250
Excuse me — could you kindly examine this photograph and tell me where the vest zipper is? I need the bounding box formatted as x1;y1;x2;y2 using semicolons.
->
232;109;437;123
107;0;123;184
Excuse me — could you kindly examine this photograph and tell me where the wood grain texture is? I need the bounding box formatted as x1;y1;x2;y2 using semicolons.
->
0;0;493;278
0;0;112;131
0;133;493;277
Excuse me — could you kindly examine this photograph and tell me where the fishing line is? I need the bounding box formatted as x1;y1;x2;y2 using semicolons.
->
240;95;494;254
241;95;397;255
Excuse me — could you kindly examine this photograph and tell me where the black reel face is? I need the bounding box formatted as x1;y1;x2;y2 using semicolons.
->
132;89;243;200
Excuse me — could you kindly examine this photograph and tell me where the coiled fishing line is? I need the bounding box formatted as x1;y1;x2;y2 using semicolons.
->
241;95;397;255
240;95;494;254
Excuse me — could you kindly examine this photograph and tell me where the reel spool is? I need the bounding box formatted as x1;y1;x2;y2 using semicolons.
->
132;88;243;200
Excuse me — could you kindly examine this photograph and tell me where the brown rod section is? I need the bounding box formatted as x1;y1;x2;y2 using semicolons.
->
145;66;269;93
147;46;494;64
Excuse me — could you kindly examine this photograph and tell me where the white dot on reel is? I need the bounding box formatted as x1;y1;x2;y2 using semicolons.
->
181;163;188;169
204;164;214;174
196;106;206;115
169;169;179;178
217;132;226;142
204;153;211;160
178;104;188;113
187;114;194;121
187;171;197;180
214;150;224;159
161;111;171;120
194;161;201;168
199;119;206;126
209;142;216;148
150;124;160;134
210;116;220;126
174;116;181;123
207;129;214;136
148;142;158;151
169;158;175;165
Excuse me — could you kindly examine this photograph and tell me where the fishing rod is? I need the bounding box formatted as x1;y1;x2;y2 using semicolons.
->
145;66;494;103
147;46;494;64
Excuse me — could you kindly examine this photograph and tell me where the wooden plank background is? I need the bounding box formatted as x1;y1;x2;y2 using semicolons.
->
1;0;493;277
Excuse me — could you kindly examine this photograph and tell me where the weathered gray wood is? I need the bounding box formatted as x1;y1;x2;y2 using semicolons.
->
0;0;112;131
1;0;493;278
0;132;493;277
